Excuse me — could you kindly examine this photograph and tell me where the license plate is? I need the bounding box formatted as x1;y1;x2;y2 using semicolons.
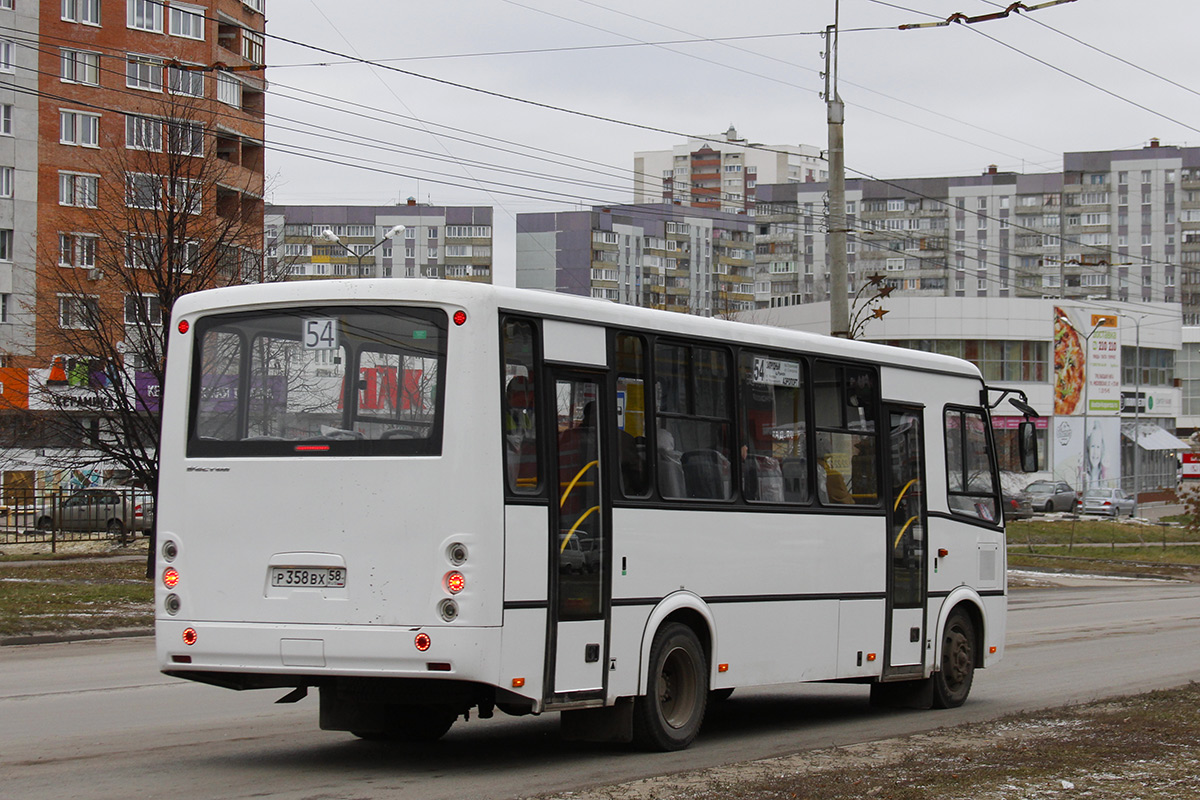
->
271;567;346;588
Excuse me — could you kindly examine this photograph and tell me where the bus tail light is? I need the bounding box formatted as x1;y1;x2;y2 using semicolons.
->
182;627;197;646
438;599;458;621
162;568;180;589
444;571;465;594
447;542;468;565
165;594;181;615
453;310;467;326
415;632;432;652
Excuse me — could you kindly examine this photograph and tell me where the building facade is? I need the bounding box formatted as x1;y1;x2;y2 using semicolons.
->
634;127;825;215
752;141;1200;314
0;0;267;494
516;204;755;316
266;201;494;284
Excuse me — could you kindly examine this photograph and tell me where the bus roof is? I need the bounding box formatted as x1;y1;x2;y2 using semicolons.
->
172;280;983;381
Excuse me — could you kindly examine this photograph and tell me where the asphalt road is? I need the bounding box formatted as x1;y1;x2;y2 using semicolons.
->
2;580;1199;800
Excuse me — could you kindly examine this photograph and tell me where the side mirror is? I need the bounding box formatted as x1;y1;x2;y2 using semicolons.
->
1018;421;1038;472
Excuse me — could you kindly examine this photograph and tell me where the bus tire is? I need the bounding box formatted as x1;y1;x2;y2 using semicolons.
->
633;622;708;751
352;705;456;742
932;608;975;709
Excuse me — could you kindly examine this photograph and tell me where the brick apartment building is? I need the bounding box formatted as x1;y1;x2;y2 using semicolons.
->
0;0;266;490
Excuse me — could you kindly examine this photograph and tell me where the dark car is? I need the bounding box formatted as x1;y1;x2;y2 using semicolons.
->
1003;492;1034;521
1022;480;1077;513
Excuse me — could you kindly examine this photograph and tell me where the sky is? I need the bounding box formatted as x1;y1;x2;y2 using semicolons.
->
263;0;1198;285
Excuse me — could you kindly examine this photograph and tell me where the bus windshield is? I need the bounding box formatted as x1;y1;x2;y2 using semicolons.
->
187;305;447;457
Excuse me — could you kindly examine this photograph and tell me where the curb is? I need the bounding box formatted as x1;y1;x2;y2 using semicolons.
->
0;627;153;647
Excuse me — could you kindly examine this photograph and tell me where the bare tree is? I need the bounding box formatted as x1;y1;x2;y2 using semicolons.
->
25;89;271;495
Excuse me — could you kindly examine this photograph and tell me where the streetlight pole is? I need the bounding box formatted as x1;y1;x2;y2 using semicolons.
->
320;225;406;278
1113;311;1145;517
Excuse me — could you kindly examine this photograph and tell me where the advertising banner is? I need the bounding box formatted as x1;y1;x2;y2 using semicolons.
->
1053;415;1122;494
1053;306;1119;416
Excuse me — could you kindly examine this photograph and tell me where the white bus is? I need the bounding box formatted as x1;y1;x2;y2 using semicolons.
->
156;281;1036;750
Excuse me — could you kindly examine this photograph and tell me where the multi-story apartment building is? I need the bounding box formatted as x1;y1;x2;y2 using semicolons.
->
753;141;1199;313
267;201;494;284
634;127;825;215
516;204;756;316
0;0;266;365
0;0;266;486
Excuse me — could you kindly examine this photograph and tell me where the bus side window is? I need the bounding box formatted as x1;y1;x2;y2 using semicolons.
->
502;318;539;494
738;351;807;503
813;361;879;506
615;333;650;497
945;408;999;521
654;342;733;501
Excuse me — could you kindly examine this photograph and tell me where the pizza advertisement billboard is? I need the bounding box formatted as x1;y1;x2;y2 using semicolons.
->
1053;306;1120;416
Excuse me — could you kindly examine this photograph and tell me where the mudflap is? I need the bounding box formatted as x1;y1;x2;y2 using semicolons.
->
559;698;634;743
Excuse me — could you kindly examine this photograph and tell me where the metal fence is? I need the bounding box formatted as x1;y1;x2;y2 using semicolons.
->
0;486;153;549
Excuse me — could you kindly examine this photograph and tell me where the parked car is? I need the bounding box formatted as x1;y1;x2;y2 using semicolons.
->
1022;480;1078;513
1080;488;1136;518
1002;492;1034;521
34;487;155;537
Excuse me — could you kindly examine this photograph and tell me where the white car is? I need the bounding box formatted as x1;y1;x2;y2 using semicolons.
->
1080;488;1135;518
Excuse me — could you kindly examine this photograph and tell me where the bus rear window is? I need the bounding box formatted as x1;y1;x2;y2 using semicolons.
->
187;306;447;457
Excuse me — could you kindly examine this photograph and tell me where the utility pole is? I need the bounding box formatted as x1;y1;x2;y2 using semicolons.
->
825;4;848;338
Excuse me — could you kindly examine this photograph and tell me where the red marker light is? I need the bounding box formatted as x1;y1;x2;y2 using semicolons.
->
453;310;467;326
177;320;189;334
182;627;197;646
414;632;432;652
295;444;331;452
162;568;180;589
444;571;466;594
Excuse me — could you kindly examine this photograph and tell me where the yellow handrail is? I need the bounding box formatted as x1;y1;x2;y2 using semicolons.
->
560;505;600;552
560;459;598;508
893;515;920;549
893;478;918;511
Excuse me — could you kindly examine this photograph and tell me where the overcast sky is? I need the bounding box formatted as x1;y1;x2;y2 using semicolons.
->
264;0;1198;284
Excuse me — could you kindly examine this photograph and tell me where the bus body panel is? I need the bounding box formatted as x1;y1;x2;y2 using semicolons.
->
504;505;549;604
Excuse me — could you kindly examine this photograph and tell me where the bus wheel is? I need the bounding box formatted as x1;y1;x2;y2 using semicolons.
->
932;609;975;709
633;622;708;751
352;705;456;742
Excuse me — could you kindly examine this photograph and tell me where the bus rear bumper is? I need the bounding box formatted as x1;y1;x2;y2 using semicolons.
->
156;619;503;685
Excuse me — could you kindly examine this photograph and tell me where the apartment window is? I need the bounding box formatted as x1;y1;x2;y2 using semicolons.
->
59;233;98;268
885;257;905;272
125;293;162;326
241;29;264;63
0;166;11;198
1118;171;1128;184
167;119;203;156
167;63;204;96
125;114;162;150
1141;170;1152;183
886;199;904;212
128;0;163;31
0;104;10;135
170;177;201;214
60;110;100;147
62;0;101;24
61;49;100;85
168;4;204;39
125;172;162;209
0;294;7;323
126;55;163;91
216;72;241;106
59;296;100;329
0;39;14;72
59;172;99;207
0;228;11;260
242;0;264;11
